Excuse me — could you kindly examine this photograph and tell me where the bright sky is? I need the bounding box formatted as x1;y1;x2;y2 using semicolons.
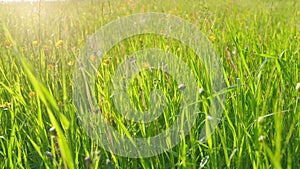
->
0;0;64;1
0;0;33;1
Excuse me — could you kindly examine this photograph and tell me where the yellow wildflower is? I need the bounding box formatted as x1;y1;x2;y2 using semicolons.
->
42;45;48;50
57;101;64;107
89;55;97;62
48;64;54;70
142;62;150;69
32;41;39;46
68;61;73;66
209;36;216;42
5;40;11;47
55;40;64;48
102;58;110;65
29;91;36;98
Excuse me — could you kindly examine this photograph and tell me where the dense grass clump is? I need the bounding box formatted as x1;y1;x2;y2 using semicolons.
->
0;0;299;168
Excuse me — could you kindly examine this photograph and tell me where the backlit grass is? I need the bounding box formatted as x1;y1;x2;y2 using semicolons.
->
0;0;299;168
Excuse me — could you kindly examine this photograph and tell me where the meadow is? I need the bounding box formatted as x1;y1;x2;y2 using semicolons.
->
0;0;299;168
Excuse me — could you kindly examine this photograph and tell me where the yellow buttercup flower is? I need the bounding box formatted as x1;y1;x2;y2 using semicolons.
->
32;41;39;46
48;64;55;70
102;58;110;65
29;91;36;98
209;36;216;42
55;40;64;48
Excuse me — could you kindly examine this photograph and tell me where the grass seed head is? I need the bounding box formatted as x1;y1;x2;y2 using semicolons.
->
199;88;205;94
0;136;6;140
45;151;53;159
85;156;92;168
257;116;264;124
258;135;265;142
296;82;300;91
178;84;186;90
49;127;57;136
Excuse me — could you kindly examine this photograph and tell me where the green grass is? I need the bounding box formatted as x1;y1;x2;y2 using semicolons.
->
0;0;299;168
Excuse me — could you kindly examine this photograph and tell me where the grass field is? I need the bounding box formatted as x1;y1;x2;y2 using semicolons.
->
0;0;299;168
